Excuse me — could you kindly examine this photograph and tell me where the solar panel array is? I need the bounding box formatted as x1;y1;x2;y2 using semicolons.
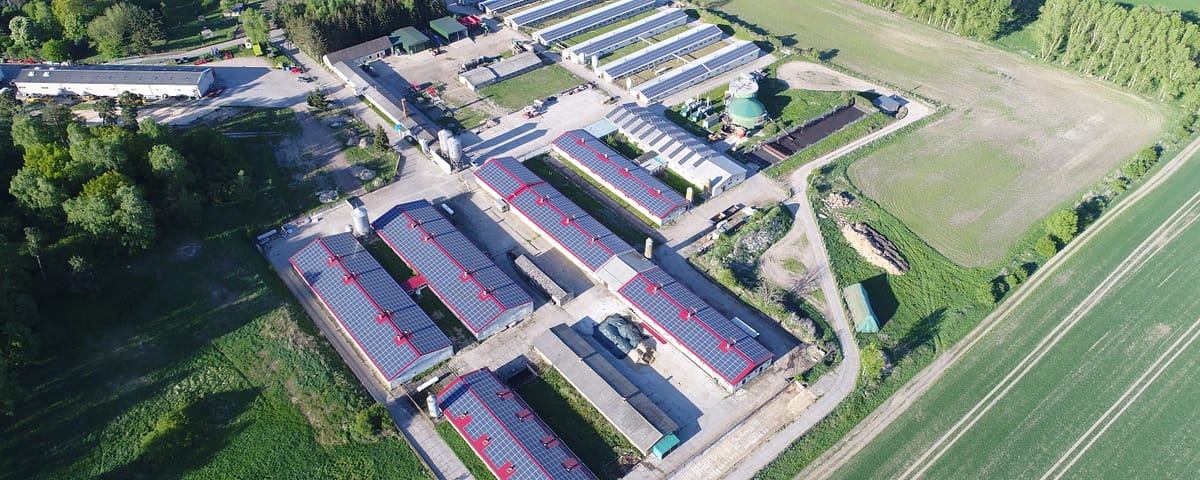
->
552;130;685;221
508;0;603;29
437;368;596;480
373;201;533;337
290;233;452;381
482;0;538;15
475;158;633;272
597;24;724;81
617;266;772;387
604;103;746;191
534;0;656;45
633;40;760;102
563;9;689;63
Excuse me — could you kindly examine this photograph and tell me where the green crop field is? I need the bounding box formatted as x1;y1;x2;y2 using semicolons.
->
830;149;1200;478
719;0;1169;267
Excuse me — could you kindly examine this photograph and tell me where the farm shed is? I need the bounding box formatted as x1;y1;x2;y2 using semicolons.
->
430;16;468;42
506;0;604;30
436;368;597;480
563;8;689;65
533;324;682;458
458;51;546;91
630;40;761;104
551;129;687;225
373;200;534;340
872;94;903;114
604;103;747;196
843;283;880;333
480;0;537;15
13;65;215;98
532;0;658;46
596;24;725;82
390;26;431;54
290;233;453;388
322;36;393;67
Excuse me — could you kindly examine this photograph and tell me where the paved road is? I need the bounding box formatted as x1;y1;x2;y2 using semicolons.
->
796;129;1200;479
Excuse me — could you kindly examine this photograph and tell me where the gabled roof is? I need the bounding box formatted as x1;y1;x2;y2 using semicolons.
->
533;0;657;45
324;36;393;65
391;26;431;46
604;103;747;190
552;130;686;220
437;368;596;480
617;266;772;386
430;16;468;37
373;201;533;336
475;158;634;271
14;65;211;86
290;233;451;381
563;9;689;61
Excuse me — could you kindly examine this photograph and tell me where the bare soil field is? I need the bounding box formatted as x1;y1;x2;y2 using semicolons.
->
720;0;1169;266
775;62;877;92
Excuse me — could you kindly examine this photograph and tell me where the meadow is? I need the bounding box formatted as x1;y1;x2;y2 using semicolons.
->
720;0;1168;266
478;65;585;111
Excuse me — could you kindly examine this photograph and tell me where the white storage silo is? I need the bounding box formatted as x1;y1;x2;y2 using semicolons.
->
350;206;371;236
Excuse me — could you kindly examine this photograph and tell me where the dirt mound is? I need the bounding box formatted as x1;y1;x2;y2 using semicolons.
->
823;192;859;210
840;223;909;275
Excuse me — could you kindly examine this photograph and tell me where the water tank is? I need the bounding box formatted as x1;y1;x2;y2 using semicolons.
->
728;77;759;99
726;97;768;129
351;206;371;236
442;135;462;162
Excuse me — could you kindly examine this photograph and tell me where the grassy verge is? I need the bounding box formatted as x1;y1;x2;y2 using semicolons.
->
516;368;637;479
479;65;584;111
344;146;399;191
524;155;650;246
659;169;704;204
217;108;302;134
764;111;893;180
435;421;497;480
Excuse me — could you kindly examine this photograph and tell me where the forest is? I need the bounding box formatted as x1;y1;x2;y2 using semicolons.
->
276;0;448;59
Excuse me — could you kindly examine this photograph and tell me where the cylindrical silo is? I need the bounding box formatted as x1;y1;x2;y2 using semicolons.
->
351;206;371;236
437;129;453;149
443;135;462;162
729;77;759;99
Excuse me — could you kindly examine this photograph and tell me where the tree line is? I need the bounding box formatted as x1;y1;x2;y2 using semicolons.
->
0;1;167;61
276;0;448;59
0;91;258;414
858;0;1021;40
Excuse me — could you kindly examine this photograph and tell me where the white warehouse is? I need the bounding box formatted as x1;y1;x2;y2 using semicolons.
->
13;66;216;98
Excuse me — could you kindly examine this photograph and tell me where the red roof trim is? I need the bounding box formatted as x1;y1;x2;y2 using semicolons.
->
555;130;682;218
457;369;557;479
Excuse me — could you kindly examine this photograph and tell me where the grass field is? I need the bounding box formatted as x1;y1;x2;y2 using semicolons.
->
0;134;429;478
515;368;637;479
1111;0;1199;14
435;420;497;480
478;65;585;111
830;146;1200;479
719;0;1169;266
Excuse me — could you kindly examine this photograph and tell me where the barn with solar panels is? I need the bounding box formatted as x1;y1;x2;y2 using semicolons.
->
290;233;453;387
595;24;724;82
506;0;604;30
630;40;761;104
562;9;689;65
437;368;596;480
373;200;534;340
551;130;687;225
532;0;658;46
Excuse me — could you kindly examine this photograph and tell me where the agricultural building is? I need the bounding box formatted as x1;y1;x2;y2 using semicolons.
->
506;0;604;30
390;26;431;54
322;43;439;150
873;94;903;114
481;0;538;15
726;97;767;129
458;52;546;91
290;233;453;388
436;368;596;480
843;283;880;333
563;8;689;65
532;0;658;46
373;200;534;340
630;40;760;104
13;65;214;98
551;130;687;225
475;158;773;391
533;324;681;458
596;24;724;82
322;36;393;66
604;103;747;196
430;16;469;42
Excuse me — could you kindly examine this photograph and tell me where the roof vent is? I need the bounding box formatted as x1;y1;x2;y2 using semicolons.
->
42;71;50;77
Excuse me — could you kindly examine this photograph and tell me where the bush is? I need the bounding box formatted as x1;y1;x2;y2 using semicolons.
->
352;402;392;439
1044;208;1079;243
1035;235;1059;258
1120;146;1160;179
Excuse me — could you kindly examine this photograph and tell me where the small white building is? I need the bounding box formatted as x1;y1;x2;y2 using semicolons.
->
14;65;215;98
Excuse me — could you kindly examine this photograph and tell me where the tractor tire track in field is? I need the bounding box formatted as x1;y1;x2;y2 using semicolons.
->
797;132;1200;480
901;190;1200;479
1040;315;1200;480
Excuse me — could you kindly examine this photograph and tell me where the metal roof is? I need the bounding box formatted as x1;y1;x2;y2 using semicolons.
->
13;65;211;86
534;325;679;453
551;130;685;220
437;368;596;480
632;40;760;102
508;0;603;29
373;201;533;337
324;36;393;65
391;26;431;47
604;103;746;191
842;283;880;333
482;0;538;14
430;16;468;37
460;52;544;87
475;158;634;271
290;233;452;381
597;24;724;80
533;0;657;45
617;266;772;387
564;9;689;62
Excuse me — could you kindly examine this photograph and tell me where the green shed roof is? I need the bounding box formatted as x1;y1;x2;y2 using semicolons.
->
391;26;430;47
429;16;467;39
843;283;880;333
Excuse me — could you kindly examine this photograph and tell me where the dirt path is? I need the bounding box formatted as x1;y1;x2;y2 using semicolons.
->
797;132;1200;479
775;61;879;92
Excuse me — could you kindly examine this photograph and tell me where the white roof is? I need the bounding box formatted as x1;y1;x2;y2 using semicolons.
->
604;103;746;190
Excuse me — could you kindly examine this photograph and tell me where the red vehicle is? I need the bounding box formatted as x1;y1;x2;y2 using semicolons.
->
194;57;211;65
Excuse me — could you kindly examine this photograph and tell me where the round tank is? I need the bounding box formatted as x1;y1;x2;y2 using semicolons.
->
437;129;453;147
728;77;759;99
443;135;462;161
351;206;371;236
726;97;767;129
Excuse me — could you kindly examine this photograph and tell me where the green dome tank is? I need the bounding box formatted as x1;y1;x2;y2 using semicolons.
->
726;97;767;129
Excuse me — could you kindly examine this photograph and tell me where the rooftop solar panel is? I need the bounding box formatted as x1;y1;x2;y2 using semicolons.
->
552;130;685;220
290;233;452;381
508;0;603;29
482;0;537;14
633;40;760;102
437;368;596;480
597;24;724;80
617;266;772;386
374;201;533;337
564;9;689;62
534;0;656;45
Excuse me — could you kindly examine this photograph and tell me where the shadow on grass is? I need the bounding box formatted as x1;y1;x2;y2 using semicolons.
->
861;274;899;326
